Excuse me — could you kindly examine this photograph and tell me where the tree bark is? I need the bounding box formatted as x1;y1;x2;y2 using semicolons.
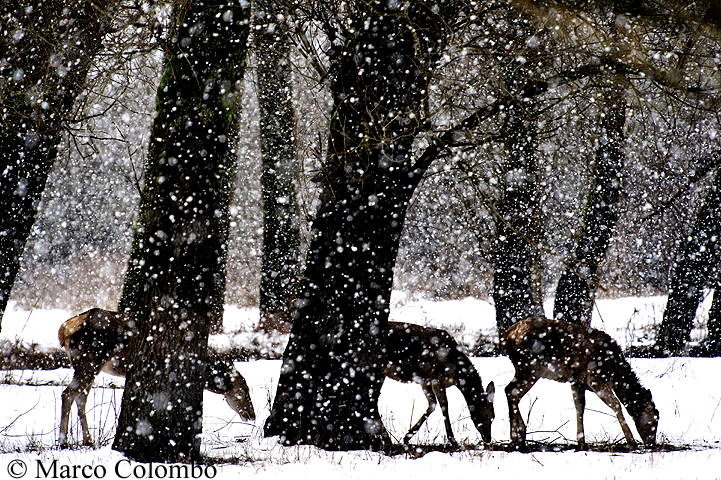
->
263;1;462;450
702;284;721;355
492;99;543;335
553;83;626;325
0;0;111;327
255;0;301;334
113;0;251;462
655;166;721;356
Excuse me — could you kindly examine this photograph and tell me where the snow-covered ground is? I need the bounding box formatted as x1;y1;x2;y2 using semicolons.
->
2;296;721;479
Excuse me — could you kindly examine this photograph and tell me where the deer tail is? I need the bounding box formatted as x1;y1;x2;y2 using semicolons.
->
58;310;93;352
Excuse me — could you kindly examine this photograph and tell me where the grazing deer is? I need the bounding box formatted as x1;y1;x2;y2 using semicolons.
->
501;317;659;450
58;308;255;447
384;322;495;446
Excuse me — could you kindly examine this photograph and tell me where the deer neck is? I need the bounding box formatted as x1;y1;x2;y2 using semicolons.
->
610;367;651;418
452;357;484;404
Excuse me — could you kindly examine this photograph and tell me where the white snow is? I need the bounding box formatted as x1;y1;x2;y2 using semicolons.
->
2;296;720;479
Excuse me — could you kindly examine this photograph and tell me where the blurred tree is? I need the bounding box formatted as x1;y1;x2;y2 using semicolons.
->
553;80;627;325
490;16;549;332
113;0;251;462
699;279;721;355
255;0;302;334
472;0;721;334
0;0;112;327
492;93;544;335
654;166;721;355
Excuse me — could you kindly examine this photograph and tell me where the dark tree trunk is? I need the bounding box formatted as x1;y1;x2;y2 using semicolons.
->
655;166;721;356
263;2;461;450
492;100;543;335
255;0;301;334
0;0;111;327
113;0;251;462
553;84;626;325
692;283;721;356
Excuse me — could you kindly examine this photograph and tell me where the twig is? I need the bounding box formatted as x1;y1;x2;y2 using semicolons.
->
0;398;41;435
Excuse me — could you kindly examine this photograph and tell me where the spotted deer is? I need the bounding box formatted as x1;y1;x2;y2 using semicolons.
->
58;308;255;447
385;322;495;446
501;317;659;450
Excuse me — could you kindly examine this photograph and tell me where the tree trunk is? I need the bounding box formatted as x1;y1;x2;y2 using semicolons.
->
553;84;626;325
0;0;111;327
492;100;543;335
113;0;251;462
263;2;461;450
255;0;301;334
692;283;721;356
655;166;721;356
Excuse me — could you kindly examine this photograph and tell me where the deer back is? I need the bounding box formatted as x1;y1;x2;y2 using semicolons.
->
59;309;136;372
502;317;631;385
385;322;465;387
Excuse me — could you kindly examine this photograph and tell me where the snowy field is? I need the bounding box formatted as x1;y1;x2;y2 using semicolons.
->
2;295;721;479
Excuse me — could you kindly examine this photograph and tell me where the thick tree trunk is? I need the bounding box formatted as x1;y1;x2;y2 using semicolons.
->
264;2;460;450
655;166;721;356
553;84;626;325
255;0;301;334
0;1;111;326
113;0;251;462
493;101;543;335
691;283;721;356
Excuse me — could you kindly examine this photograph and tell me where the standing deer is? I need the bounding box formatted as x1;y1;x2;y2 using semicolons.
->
58;308;255;447
384;322;495;446
501;317;659;450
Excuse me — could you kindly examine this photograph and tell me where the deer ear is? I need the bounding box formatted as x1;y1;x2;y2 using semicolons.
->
486;381;495;403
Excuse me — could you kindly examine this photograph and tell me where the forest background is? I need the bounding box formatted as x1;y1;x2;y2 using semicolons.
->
7;1;720;320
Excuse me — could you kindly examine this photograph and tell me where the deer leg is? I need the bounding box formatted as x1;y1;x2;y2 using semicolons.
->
59;382;77;447
59;356;104;448
59;373;95;447
404;383;437;444
505;373;537;451
74;390;94;446
593;384;637;448
432;383;457;446
571;382;587;450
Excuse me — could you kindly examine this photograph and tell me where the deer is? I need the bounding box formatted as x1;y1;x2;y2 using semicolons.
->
384;321;495;446
501;317;659;451
57;308;255;447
